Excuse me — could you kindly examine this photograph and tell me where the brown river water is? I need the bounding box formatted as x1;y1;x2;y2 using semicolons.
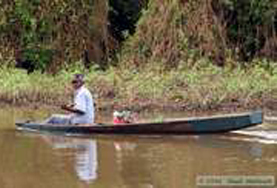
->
0;108;277;188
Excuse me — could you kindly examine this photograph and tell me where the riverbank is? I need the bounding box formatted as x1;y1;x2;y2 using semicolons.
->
0;60;277;113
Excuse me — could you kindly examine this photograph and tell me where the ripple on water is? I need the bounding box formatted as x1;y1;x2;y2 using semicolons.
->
232;129;277;144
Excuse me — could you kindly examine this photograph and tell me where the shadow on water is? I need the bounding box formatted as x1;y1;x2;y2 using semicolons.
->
1;108;277;188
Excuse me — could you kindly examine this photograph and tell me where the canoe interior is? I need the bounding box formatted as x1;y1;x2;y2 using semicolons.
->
16;111;263;135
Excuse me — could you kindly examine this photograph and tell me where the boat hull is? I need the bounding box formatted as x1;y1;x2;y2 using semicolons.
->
16;111;263;135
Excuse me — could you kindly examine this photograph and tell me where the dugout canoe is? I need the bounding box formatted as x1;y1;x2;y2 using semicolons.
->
16;111;263;135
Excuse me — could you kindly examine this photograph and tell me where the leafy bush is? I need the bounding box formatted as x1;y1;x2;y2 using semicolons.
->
214;0;277;61
108;0;147;42
0;0;110;72
121;0;277;69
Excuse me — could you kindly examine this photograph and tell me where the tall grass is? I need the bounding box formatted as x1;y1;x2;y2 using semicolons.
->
1;59;277;111
114;59;277;110
0;66;114;107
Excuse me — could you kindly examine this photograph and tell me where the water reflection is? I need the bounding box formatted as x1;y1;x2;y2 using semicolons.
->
113;140;154;188
249;143;263;158
43;135;98;184
3;107;277;188
75;140;97;183
106;134;277;188
2;129;277;188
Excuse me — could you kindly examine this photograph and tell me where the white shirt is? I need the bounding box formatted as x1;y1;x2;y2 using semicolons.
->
71;86;94;124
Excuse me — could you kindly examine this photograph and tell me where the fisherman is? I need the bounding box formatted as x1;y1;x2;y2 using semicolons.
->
46;74;95;125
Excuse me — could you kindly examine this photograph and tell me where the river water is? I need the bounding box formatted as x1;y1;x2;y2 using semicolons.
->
0;108;277;188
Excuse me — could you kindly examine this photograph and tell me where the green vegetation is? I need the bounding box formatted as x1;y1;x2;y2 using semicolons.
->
108;0;147;42
121;0;277;68
0;65;114;107
1;0;276;71
0;0;277;111
114;58;277;111
0;0;109;71
214;0;277;61
1;58;276;111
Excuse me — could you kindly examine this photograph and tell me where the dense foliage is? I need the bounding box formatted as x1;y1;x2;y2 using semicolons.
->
108;0;147;42
0;0;110;72
121;0;277;68
0;0;276;72
213;0;277;61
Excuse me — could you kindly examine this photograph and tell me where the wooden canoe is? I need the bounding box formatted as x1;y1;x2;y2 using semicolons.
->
16;111;263;135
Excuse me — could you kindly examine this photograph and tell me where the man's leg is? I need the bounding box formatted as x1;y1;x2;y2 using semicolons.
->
45;114;72;124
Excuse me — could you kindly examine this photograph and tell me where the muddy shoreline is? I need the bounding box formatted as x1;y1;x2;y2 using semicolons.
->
3;97;277;125
0;96;271;115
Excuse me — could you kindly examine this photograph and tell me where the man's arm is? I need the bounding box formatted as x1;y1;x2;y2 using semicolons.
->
61;104;85;115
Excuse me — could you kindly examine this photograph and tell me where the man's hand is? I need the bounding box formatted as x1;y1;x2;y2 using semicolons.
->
61;104;74;110
61;104;85;115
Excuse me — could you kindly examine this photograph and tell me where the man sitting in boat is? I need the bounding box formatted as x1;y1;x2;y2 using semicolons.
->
46;74;95;125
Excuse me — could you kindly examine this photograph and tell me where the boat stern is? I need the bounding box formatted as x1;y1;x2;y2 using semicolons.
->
250;111;263;125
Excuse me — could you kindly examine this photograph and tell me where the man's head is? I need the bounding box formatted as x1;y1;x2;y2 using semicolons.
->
71;74;85;90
